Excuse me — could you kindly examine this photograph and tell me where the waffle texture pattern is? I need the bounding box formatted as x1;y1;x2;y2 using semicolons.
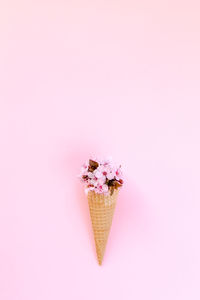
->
87;189;119;265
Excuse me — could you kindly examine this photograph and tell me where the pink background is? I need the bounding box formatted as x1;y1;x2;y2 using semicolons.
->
0;1;200;299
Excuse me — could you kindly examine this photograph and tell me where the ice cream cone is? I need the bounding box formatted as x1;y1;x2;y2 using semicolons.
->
87;189;119;265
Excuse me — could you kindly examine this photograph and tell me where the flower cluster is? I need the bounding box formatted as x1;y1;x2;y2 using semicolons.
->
79;158;123;195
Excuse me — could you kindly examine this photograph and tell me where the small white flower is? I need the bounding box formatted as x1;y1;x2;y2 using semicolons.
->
90;179;98;187
94;169;103;178
107;171;115;180
88;172;94;179
97;176;106;186
102;184;108;193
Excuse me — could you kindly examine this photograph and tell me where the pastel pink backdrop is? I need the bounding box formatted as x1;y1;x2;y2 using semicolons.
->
0;1;200;299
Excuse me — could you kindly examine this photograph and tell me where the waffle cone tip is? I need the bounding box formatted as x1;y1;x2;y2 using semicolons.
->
96;245;105;265
98;258;102;265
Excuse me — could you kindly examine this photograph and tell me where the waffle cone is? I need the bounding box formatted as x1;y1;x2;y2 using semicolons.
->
87;189;119;265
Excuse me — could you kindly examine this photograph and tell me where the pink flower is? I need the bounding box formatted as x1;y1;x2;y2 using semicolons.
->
90;179;98;187
97;165;108;176
106;170;115;180
97;176;106;186
96;183;108;194
115;167;123;181
93;169;103;179
80;157;123;195
102;184;108;193
88;172;94;179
